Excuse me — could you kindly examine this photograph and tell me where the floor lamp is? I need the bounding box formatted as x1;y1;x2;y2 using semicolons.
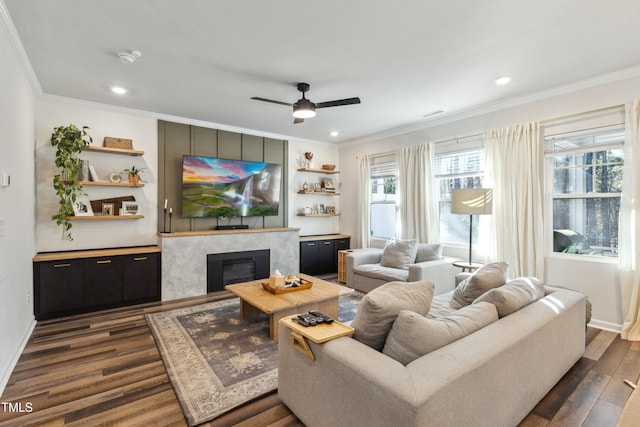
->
451;188;493;266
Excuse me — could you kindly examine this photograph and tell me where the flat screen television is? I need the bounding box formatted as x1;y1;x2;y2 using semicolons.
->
181;155;282;218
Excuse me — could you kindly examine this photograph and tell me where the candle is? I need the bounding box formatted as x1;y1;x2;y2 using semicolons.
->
170;207;173;214
164;199;168;209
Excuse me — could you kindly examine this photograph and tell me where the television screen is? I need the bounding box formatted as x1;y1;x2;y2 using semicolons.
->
181;155;282;218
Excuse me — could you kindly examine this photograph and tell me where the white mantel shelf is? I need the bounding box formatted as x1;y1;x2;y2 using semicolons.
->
158;227;300;238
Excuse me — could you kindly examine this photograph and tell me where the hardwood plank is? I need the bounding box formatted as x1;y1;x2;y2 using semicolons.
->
585;326;602;347
584;329;618;360
592;336;633;376
518;412;549;427
582;399;624;427
532;357;595;420
599;347;640;406
548;370;611;426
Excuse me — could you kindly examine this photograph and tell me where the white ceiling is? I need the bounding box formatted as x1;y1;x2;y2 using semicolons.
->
5;0;640;144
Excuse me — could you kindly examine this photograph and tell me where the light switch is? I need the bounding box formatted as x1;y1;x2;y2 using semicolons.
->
0;171;9;187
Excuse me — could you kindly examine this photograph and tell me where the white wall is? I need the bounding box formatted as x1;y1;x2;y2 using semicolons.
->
288;139;340;236
0;15;37;392
339;73;640;330
35;99;158;252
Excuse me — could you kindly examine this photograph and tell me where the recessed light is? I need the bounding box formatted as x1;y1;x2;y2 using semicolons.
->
495;76;512;85
111;86;127;95
330;131;339;137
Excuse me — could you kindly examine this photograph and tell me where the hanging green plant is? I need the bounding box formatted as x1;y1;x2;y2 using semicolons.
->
50;124;93;241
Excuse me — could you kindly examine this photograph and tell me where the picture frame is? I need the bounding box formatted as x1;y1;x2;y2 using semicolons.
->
322;179;334;189
314;183;322;192
326;206;336;214
72;196;94;216
318;204;325;214
121;201;141;216
101;202;115;216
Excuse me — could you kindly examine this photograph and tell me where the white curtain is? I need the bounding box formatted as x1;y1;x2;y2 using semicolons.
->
620;101;640;341
485;122;544;278
396;143;439;243
357;155;371;248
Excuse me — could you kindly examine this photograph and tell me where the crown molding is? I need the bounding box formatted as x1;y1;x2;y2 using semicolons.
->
0;0;42;95
343;64;640;147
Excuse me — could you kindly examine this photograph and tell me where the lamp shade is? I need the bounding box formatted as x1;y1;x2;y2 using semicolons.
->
451;188;493;215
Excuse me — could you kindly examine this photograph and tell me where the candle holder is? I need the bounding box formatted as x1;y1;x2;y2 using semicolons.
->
169;209;173;233
163;208;167;233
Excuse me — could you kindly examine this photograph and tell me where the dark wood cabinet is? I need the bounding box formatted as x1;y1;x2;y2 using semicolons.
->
33;247;161;320
299;235;350;275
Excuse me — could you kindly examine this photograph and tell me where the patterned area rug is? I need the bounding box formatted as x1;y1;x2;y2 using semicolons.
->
146;291;362;426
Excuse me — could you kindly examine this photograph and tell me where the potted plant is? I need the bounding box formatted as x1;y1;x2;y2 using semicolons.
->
122;165;145;184
50;124;93;241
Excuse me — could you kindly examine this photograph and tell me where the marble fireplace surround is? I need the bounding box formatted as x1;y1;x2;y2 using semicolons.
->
159;227;300;301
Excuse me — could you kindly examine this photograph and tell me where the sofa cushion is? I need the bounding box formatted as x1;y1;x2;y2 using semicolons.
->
474;277;545;317
353;264;410;282
415;243;442;263
451;261;509;309
352;280;435;351
380;239;418;270
382;302;499;365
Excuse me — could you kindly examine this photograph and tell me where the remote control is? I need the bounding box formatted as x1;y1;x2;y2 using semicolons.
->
309;310;334;324
297;313;317;326
293;317;310;327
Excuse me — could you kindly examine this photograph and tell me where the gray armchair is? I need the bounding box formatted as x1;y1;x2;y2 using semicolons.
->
346;242;460;294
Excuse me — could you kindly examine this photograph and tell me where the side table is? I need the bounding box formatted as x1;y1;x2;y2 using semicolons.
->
280;315;354;360
452;261;484;273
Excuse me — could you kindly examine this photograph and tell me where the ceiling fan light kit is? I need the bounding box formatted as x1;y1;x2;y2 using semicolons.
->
252;82;360;124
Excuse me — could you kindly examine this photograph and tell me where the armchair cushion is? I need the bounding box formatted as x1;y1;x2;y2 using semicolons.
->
451;261;509;309
380;239;418;270
474;277;545;317
382;302;499;365
352;280;435;351
353;264;409;282
415;243;442;262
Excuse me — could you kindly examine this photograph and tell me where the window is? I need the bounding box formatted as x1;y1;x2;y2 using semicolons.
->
546;128;624;256
370;153;397;239
435;148;485;244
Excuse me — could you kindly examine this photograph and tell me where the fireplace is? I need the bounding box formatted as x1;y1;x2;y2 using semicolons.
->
207;249;270;293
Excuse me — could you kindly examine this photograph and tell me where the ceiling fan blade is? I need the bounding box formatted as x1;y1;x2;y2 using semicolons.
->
294;117;304;124
315;97;361;109
251;97;293;107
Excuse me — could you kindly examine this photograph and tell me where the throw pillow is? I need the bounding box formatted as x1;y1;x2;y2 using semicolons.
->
382;302;499;365
474;277;545;317
415;243;442;263
450;261;509;309
380;239;418;270
352;280;435;351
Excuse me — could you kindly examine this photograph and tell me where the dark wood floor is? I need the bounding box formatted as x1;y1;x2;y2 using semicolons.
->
0;293;637;427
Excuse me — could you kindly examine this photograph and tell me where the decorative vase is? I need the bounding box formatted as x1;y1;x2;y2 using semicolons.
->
128;174;139;184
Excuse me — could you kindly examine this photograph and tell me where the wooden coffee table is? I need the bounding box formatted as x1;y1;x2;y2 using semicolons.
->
225;273;347;339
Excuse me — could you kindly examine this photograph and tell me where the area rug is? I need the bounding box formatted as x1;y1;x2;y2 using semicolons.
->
146;292;362;426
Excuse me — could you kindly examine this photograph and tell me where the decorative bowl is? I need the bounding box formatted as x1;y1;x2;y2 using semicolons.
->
321;164;336;171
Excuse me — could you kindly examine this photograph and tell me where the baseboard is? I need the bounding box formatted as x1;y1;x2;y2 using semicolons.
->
0;318;36;396
588;319;622;333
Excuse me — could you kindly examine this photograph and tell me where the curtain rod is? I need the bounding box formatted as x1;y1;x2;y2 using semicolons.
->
540;104;624;125
361;132;485;159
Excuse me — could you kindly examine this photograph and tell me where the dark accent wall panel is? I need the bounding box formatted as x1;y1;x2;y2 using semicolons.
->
158;120;287;233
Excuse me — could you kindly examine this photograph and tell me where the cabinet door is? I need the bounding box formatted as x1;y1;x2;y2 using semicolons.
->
123;253;160;302
84;257;123;307
318;240;335;273
36;260;84;318
300;241;319;274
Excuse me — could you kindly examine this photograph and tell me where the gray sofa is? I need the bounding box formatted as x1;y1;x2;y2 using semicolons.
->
278;275;586;427
346;242;459;294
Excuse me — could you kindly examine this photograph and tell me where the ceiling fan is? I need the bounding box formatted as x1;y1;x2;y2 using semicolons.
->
251;83;361;124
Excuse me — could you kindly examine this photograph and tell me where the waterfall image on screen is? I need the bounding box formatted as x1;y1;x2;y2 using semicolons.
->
181;156;282;218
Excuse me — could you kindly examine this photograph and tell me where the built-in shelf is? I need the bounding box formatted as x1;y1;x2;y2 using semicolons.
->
297;190;340;195
61;180;144;188
67;215;144;220
297;167;340;174
297;213;340;217
84;146;144;156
